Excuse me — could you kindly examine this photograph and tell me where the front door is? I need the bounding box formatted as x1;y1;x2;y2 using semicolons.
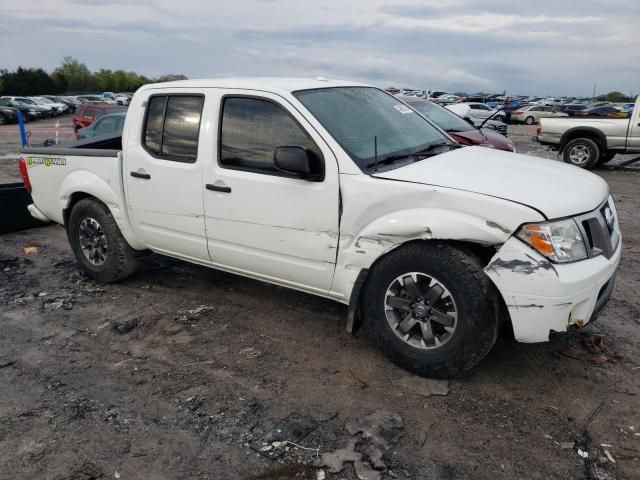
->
202;90;340;293
124;91;210;262
626;104;640;152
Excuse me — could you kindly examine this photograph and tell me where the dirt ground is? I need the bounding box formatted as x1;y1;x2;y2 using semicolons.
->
1;118;640;480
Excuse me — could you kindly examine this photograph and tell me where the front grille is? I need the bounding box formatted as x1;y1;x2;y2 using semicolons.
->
577;197;620;259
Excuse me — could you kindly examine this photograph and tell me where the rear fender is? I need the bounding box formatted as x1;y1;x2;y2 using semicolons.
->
59;170;145;250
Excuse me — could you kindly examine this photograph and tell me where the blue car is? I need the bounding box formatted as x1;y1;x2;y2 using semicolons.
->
77;112;126;139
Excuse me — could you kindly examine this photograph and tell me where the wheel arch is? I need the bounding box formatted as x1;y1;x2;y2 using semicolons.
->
559;127;608;152
61;178;146;251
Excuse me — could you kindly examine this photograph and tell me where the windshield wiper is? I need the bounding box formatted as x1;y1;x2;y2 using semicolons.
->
366;142;461;170
411;142;462;156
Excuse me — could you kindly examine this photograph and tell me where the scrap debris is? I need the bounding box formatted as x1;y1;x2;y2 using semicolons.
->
317;410;403;479
393;376;450;398
560;331;622;365
250;413;318;459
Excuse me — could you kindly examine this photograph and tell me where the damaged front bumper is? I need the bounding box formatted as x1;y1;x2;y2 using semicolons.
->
485;237;621;343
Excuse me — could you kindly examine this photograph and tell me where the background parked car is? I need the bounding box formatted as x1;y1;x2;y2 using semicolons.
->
7;97;56;117
446;102;507;122
558;104;588;116
0;98;43;121
72;103;127;131
43;95;79;113
511;105;568;124
0;102;18;125
398;96;515;151
77;112;126;139
575;106;623;117
32;96;68;114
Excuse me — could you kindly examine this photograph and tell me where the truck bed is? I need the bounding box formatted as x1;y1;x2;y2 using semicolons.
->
21;142;125;227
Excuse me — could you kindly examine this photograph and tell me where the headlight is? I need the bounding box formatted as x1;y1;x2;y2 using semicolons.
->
517;219;587;262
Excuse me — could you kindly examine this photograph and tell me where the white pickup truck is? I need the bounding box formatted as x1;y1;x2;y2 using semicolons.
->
20;78;621;378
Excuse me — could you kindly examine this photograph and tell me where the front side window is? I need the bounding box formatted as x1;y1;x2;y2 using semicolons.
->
142;95;204;163
294;87;449;172
84;106;96;118
219;97;321;175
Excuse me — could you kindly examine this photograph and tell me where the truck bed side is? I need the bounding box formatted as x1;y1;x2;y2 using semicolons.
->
21;146;145;250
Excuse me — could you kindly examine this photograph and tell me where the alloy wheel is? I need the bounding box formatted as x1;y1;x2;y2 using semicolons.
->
384;272;458;350
78;217;108;266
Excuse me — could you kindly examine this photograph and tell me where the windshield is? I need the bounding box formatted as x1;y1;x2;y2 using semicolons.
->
406;100;473;132
293;87;448;171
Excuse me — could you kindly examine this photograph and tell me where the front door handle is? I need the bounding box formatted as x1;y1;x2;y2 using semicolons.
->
206;184;231;193
130;171;151;180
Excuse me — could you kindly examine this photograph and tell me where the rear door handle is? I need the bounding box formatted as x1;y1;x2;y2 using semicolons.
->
130;171;151;180
206;184;231;193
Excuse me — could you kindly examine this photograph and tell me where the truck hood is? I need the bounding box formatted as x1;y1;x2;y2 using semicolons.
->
373;146;609;219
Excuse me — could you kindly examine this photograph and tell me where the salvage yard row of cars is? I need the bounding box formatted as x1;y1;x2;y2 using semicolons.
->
0;92;132;124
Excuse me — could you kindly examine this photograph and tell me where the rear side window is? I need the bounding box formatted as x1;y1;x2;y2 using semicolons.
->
219;97;321;175
83;106;95;118
142;95;204;163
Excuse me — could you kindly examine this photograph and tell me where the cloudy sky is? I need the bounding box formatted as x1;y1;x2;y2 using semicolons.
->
1;0;638;96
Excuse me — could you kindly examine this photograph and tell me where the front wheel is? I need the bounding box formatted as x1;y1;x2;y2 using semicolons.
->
67;198;138;283
362;243;499;378
524;116;535;125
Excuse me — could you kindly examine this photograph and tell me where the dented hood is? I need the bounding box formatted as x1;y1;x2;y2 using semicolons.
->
373;146;609;219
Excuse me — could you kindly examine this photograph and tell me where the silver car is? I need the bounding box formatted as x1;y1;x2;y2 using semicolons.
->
512;105;568;125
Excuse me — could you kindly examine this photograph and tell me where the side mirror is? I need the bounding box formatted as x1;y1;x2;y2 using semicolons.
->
273;146;323;181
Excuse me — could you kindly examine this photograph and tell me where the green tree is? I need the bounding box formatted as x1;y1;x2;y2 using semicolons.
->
94;68;113;91
53;56;93;91
606;91;630;102
155;74;188;83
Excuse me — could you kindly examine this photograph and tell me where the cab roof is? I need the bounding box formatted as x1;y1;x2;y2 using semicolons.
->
138;77;372;96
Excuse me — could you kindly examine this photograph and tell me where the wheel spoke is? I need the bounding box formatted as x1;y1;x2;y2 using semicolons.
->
430;309;456;327
402;275;421;299
420;321;436;346
397;316;418;335
424;284;444;305
387;296;412;311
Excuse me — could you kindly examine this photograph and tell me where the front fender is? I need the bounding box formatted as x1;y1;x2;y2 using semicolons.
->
59;170;145;250
331;207;519;304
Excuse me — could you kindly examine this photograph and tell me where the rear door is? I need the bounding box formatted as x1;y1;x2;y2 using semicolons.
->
202;90;340;293
124;91;210;262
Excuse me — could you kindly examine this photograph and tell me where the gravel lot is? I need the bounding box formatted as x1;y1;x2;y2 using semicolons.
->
1;115;639;480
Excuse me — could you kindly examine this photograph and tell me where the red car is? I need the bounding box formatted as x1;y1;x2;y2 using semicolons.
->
398;96;515;152
72;103;127;131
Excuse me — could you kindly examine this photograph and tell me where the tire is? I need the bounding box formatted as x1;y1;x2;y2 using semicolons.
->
563;138;600;169
524;116;535;125
67;198;138;283
596;151;616;166
362;242;499;378
0;115;6;125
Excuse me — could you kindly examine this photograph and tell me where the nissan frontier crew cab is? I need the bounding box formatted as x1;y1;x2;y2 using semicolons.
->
20;78;621;378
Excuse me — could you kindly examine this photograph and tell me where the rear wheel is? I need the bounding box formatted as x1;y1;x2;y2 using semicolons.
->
524;116;535;125
362;242;499;378
563;138;600;169
0;115;7;125
67;198;138;283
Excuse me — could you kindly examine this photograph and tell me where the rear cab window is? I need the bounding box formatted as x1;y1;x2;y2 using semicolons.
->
142;94;204;163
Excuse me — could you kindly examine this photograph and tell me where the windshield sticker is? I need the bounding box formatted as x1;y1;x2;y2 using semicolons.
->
27;156;67;167
393;104;414;114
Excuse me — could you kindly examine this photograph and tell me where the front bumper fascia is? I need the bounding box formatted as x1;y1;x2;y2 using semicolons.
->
485;236;621;343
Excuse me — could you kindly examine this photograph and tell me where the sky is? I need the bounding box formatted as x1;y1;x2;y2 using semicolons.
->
1;0;638;96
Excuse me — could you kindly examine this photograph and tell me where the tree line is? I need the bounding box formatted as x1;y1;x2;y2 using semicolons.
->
0;56;188;96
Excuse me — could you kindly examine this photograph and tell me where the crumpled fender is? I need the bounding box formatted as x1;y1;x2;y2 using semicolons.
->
59;170;146;250
331;207;518;304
